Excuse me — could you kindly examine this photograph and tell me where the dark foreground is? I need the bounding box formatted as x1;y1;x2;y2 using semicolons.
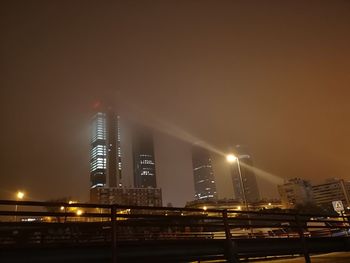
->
1;200;350;262
260;252;350;262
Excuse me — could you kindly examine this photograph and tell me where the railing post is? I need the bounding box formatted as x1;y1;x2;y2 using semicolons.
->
295;214;311;263
111;205;117;263
341;211;347;223
222;209;240;263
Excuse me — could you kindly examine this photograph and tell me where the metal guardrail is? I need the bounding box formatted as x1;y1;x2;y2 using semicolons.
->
0;200;349;263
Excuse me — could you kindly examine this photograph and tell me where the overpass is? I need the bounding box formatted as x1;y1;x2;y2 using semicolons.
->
0;200;349;262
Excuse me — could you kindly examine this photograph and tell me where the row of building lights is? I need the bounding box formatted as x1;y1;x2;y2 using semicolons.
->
15;191;84;218
14;152;258;217
13;153;243;218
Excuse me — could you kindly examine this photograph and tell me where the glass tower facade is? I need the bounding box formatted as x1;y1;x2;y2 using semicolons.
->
90;110;122;189
90;112;107;188
192;146;217;200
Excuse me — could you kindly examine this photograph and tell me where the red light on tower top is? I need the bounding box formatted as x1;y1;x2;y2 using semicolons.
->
93;100;101;109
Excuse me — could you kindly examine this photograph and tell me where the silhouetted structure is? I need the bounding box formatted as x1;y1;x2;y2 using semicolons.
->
278;178;314;208
132;127;157;188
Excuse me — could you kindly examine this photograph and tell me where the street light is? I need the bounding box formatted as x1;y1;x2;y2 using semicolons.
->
17;191;24;200
15;191;25;222
226;154;249;212
226;154;237;163
76;209;83;216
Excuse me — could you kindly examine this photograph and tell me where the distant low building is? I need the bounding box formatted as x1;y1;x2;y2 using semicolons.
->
90;187;162;207
312;178;350;210
277;178;314;209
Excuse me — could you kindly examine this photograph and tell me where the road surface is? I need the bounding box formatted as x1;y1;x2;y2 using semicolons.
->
260;252;350;262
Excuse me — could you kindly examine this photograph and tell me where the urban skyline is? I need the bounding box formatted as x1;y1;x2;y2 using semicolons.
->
5;92;350;207
3;2;350;262
89;104;267;206
2;1;350;207
89;105;259;206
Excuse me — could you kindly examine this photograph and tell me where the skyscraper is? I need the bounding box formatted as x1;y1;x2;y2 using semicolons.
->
90;105;122;189
132;127;157;188
230;145;260;203
192;146;217;200
90;107;162;206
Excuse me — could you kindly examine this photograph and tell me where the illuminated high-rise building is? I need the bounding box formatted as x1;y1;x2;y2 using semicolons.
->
230;145;260;203
192;146;217;200
90;105;122;189
90;107;162;205
132;128;157;188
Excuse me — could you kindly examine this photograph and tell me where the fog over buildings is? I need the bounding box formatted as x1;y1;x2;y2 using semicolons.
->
2;1;350;206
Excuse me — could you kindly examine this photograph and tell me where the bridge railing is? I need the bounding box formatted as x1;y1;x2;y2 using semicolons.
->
0;200;349;263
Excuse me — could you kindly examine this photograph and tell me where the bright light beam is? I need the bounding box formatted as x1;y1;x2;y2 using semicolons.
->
114;93;285;184
238;162;284;185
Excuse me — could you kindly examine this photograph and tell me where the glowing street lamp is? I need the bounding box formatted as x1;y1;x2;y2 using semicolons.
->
15;191;25;222
226;154;249;212
76;210;83;216
17;191;24;200
226;154;237;163
202;206;208;215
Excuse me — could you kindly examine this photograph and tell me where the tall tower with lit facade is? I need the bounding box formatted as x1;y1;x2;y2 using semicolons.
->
230;145;260;203
90;105;122;189
90;107;162;206
192;146;217;200
132;128;157;188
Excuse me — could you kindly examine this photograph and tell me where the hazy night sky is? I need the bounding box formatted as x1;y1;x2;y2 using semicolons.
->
1;1;350;206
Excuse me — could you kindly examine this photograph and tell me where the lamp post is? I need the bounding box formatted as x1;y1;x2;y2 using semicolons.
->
226;154;249;212
15;191;24;222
